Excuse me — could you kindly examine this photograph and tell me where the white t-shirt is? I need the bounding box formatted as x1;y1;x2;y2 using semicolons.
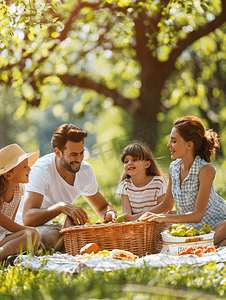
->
116;176;167;214
16;153;98;225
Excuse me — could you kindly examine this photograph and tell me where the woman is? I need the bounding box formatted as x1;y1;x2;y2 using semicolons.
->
139;116;226;247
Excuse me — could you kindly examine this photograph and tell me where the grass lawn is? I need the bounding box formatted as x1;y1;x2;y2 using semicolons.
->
0;261;226;299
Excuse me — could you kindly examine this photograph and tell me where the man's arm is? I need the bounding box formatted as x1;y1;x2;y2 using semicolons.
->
84;191;117;221
22;191;88;226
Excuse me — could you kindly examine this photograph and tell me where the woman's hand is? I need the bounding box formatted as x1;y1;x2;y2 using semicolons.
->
138;212;167;223
138;212;154;221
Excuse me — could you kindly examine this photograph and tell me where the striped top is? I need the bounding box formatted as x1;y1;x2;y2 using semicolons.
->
0;183;25;241
170;156;226;230
116;176;167;214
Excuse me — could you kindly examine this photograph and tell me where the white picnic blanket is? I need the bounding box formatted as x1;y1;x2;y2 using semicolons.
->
14;247;226;275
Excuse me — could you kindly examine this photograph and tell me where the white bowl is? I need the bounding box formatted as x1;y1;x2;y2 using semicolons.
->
161;230;215;243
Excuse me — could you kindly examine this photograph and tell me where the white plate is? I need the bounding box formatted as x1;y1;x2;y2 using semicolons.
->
161;240;214;256
161;230;215;243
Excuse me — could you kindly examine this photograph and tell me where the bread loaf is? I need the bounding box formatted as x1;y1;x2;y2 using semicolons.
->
80;243;100;255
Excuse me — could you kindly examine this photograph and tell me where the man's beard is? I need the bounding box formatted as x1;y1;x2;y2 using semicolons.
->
60;157;81;173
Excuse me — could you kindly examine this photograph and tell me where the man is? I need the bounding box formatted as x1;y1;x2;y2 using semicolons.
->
22;123;117;252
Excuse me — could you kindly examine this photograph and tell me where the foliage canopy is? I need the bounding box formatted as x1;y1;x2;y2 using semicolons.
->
0;0;226;150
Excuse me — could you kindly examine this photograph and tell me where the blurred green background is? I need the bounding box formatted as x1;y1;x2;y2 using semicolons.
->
1;83;226;223
1;0;226;223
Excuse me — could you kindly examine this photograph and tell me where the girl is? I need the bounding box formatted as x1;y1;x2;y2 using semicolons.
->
116;142;167;222
0;144;40;262
139;116;226;247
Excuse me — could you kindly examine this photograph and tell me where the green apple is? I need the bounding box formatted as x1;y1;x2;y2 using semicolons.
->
202;224;211;234
116;215;125;223
168;225;172;232
194;229;199;236
185;230;193;237
170;230;178;236
177;229;186;237
177;225;188;232
190;228;197;236
171;224;179;230
198;230;206;235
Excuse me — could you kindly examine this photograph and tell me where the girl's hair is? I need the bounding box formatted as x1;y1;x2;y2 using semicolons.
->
0;175;8;207
119;141;166;182
174;116;219;162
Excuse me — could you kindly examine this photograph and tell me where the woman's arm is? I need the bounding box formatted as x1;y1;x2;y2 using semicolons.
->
140;164;214;223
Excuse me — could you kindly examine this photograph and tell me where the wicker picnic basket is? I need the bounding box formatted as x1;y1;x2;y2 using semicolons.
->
60;221;167;257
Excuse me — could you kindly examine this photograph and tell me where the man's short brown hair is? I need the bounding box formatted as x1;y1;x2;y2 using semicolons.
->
51;123;87;151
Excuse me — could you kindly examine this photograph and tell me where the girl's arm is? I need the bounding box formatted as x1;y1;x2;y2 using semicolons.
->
121;195;139;221
121;194;132;215
140;170;175;215
0;213;27;233
121;195;151;222
124;171;174;222
140;164;214;223
157;193;165;205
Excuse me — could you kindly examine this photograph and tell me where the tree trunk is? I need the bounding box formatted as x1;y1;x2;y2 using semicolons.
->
131;31;168;151
132;73;165;152
132;105;159;152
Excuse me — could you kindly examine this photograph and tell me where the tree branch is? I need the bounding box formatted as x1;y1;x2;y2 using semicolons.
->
35;73;136;113
145;0;171;47
168;0;226;70
28;0;87;77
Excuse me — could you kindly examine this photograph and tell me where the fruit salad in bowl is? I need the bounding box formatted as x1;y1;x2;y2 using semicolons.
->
161;223;214;243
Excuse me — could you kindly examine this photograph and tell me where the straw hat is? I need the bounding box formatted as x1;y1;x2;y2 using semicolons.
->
0;144;40;175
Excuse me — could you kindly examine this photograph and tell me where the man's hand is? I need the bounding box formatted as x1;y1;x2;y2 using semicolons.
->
104;210;117;222
59;202;88;225
84;192;117;222
63;216;75;228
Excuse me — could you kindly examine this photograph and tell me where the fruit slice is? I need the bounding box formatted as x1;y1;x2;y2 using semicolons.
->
116;215;125;223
